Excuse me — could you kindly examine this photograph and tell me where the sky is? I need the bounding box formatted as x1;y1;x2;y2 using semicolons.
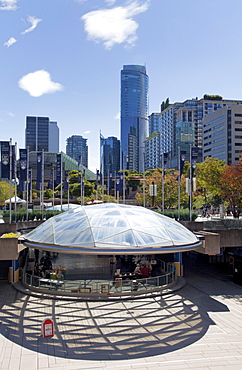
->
2;0;242;173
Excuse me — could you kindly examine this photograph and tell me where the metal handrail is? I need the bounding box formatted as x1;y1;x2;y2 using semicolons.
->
22;269;177;296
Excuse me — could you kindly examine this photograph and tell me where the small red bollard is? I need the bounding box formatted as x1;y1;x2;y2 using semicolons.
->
42;318;54;338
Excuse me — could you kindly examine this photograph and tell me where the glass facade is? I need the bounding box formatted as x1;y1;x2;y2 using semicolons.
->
149;113;160;135
121;65;149;173
66;135;88;167
25;116;59;152
100;135;120;178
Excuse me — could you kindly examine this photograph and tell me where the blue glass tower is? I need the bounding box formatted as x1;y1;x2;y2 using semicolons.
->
120;65;149;173
100;134;120;178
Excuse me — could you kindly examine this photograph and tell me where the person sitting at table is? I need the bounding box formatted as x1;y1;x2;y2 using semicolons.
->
140;264;150;278
134;264;140;275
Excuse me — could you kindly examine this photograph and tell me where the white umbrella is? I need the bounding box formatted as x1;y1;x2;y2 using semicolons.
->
86;200;103;205
4;196;26;204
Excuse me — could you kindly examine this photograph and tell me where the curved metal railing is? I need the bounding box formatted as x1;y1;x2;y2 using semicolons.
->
22;269;177;297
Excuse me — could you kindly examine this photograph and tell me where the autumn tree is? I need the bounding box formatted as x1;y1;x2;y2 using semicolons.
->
220;163;242;208
135;168;187;209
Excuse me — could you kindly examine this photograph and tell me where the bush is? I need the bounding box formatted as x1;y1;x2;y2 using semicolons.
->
0;232;19;238
156;209;198;221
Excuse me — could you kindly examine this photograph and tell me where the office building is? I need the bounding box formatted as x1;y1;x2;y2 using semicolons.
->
100;135;120;178
66;135;88;167
203;102;242;164
120;65;149;173
25;116;59;152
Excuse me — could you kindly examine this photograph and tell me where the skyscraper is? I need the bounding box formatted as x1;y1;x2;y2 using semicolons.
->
66;135;88;167
120;65;149;173
25;116;59;152
100;134;120;178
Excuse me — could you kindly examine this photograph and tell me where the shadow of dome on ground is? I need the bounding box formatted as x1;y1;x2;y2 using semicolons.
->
0;282;229;361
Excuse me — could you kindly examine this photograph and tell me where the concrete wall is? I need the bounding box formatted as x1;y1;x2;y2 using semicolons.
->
0;238;19;260
0;223;17;236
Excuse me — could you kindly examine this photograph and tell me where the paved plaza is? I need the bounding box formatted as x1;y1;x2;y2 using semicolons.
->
0;265;242;369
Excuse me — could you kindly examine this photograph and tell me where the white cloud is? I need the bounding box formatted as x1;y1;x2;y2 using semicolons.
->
21;15;42;35
81;0;150;49
84;130;91;134
18;70;63;97
115;112;120;120
3;37;17;47
105;0;117;5
8;111;15;117
0;0;18;11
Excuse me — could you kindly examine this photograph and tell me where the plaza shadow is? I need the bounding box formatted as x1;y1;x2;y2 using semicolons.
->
0;277;231;361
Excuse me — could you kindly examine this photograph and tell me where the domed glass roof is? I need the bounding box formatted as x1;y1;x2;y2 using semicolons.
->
23;203;201;254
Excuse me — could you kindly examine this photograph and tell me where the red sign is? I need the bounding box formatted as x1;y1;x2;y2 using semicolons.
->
42;318;54;337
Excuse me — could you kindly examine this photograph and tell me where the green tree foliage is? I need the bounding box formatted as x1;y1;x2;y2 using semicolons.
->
44;188;57;199
195;157;226;197
135;169;188;209
161;97;170;112
124;170;142;191
203;94;223;100
0;181;10;205
68;170;79;184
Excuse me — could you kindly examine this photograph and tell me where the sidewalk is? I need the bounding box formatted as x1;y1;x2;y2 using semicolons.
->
1;267;242;369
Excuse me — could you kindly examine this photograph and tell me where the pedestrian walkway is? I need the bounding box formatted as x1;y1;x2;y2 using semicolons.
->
0;266;242;369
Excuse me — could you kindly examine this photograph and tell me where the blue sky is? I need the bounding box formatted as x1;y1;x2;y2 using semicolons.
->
1;0;242;172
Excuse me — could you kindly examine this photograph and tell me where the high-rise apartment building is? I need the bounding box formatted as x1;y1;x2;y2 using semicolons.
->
66;135;88;168
25;116;59;152
120;65;149;173
144;132;160;170
100;135;120;178
149;113;160;135
157;96;242;169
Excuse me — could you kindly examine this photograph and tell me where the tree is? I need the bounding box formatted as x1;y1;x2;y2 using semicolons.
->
0;181;10;205
203;94;223;101
220;163;242;208
135;168;188;209
194;157;226;204
125;170;142;191
161;97;170;112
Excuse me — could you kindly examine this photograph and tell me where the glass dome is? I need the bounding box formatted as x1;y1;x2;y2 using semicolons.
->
23;203;201;254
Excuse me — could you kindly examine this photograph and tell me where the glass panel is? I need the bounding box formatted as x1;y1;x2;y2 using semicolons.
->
127;215;162;228
166;228;198;244
26;223;51;241
92;227;130;241
137;227;171;239
41;233;55;244
56;228;94;245
71;229;94;245
99;230;137;246
133;230;173;246
54;216;89;233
